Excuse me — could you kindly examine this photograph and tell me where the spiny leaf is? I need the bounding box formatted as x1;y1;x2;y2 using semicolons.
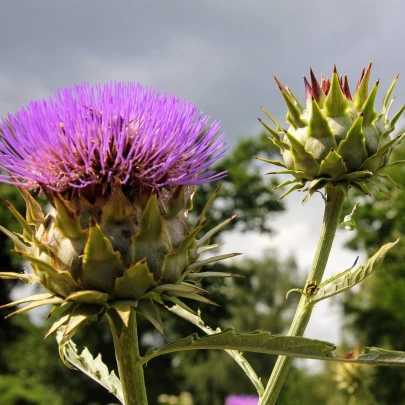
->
0;271;40;284
137;299;165;336
324;69;348;117
141;328;335;365
4;200;35;242
4;296;63;319
317;150;348;180
185;253;242;273
196;216;238;247
60;304;103;347
65;290;112;305
0;292;53;309
0;224;30;253
336;114;368;171
82;223;124;293
56;329;124;403
186;272;242;282
114;260;156;300
307;240;398;307
140;321;405;367
18;187;44;227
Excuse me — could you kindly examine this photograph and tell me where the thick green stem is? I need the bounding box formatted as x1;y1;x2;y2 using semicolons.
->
259;184;346;404
108;309;148;405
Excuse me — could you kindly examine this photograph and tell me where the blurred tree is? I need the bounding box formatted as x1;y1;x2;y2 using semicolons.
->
343;140;405;404
0;184;32;372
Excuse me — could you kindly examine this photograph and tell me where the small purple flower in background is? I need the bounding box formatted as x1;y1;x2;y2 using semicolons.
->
0;82;226;193
225;395;259;405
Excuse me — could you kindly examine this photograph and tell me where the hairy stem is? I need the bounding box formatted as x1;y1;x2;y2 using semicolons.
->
260;184;346;404
108;309;148;405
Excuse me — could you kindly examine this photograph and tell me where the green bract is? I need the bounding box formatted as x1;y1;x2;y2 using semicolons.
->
0;184;238;344
259;63;405;201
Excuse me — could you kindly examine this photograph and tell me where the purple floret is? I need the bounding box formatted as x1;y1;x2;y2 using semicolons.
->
225;395;259;405
0;83;227;192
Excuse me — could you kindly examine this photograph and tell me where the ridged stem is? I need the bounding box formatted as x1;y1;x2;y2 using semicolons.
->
259;184;346;404
108;309;148;405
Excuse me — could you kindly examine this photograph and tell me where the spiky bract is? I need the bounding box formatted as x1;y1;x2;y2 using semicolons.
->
259;63;405;201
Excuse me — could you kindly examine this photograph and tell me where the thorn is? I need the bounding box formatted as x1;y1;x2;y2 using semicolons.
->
303;76;312;101
273;76;285;91
375;79;380;86
395;73;400;80
333;64;338;74
342;75;352;100
309;68;323;100
355;67;366;93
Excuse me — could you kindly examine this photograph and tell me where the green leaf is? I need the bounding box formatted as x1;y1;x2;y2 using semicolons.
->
307;240;399;306
56;329;124;404
82;223;124;293
113;260;157;300
278;84;307;129
283;130;319;177
4;200;36;242
186;271;242;282
196;216;238;247
184;253;242;274
65;290;112;305
0;271;40;284
4;296;63;319
324;69;348;117
140;323;405;367
354;62;372;110
0;292;53;309
141;328;336;365
306;98;336;160
137;299;165;336
102;181;135;223
18;187;45;227
60;304;103;347
361;80;379;126
0;224;30;253
354;347;405;366
360;134;402;173
53;197;85;239
317;149;348;180
336;114;368;171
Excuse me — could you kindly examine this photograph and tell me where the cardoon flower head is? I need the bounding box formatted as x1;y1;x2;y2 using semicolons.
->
0;83;237;344
225;395;259;405
259;63;405;201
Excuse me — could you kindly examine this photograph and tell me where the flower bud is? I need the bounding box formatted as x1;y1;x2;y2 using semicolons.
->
260;63;405;201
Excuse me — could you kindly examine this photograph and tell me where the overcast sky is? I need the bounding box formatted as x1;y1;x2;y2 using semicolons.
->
3;1;404;347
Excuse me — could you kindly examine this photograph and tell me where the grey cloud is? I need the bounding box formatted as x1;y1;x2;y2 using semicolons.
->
1;0;405;146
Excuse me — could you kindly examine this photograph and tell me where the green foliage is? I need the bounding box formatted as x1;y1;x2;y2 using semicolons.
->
0;184;37;372
0;375;63;405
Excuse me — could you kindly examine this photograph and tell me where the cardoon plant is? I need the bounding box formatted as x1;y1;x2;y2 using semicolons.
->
2;67;405;405
0;83;237;404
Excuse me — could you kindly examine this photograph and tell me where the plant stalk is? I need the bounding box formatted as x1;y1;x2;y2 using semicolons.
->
259;184;346;404
108;309;148;405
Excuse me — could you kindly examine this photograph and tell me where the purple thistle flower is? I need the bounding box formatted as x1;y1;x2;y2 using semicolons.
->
0;82;226;192
225;395;259;405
